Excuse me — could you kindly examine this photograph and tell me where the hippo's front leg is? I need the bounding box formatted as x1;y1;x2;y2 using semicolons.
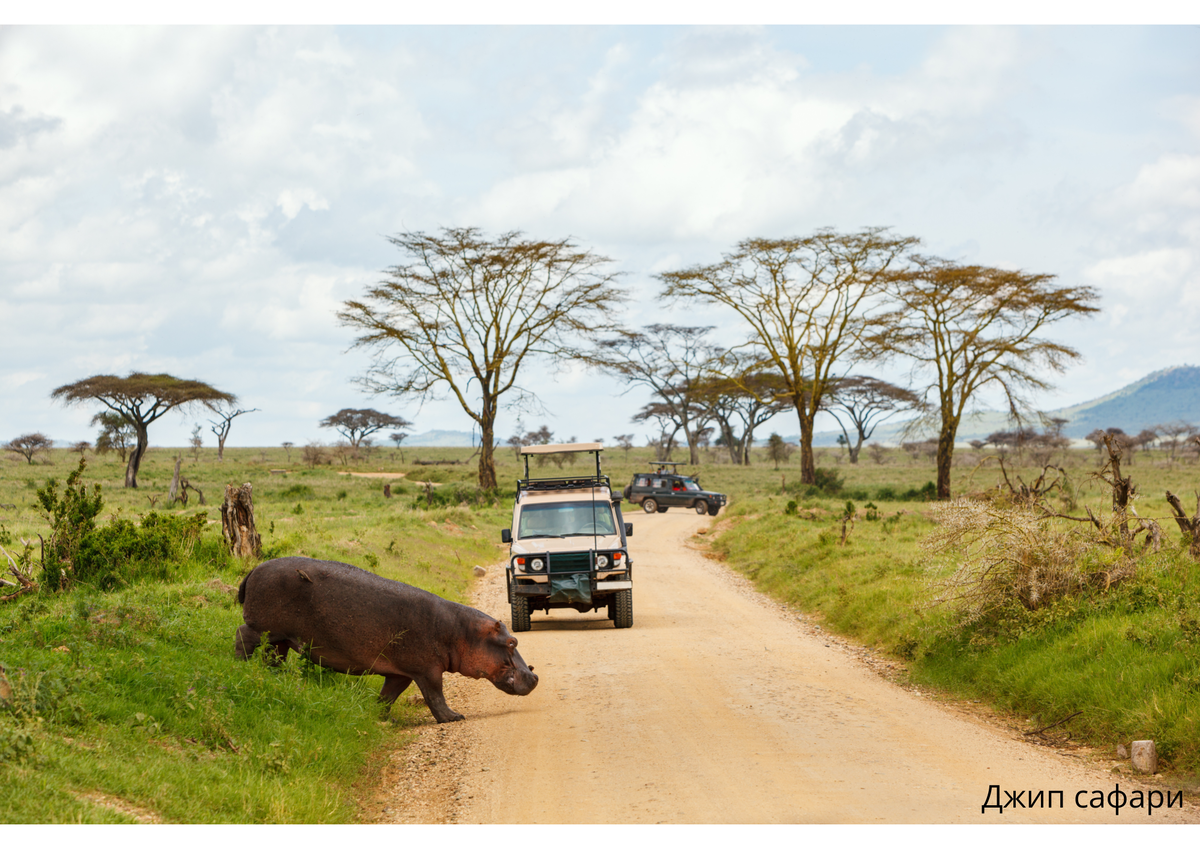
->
414;673;465;723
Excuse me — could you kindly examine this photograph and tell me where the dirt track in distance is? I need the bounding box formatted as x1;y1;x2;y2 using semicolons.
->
368;510;1197;824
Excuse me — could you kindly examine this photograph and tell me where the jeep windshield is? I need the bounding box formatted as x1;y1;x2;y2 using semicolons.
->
517;501;617;539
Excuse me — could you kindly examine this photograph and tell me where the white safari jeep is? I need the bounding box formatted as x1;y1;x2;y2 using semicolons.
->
501;443;634;631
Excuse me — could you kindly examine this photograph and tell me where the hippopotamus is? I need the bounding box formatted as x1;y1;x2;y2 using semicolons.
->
234;556;538;722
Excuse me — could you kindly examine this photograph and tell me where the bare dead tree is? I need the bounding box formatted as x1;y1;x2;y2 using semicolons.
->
1165;491;1200;560
208;404;259;461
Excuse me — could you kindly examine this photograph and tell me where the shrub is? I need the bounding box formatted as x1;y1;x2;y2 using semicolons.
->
873;481;936;502
411;485;503;510
73;512;206;590
35;458;104;590
784;468;844;499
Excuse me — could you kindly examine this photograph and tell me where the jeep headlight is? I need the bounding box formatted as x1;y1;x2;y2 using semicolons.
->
595;554;608;568
530;558;545;572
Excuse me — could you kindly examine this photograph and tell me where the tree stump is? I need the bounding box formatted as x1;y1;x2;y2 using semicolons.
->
221;482;261;559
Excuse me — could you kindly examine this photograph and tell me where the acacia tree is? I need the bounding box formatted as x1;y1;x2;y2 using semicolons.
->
876;257;1099;499
4;433;52;464
338;228;625;489
51;373;235;488
633;401;684;461
319;408;409;450
594;324;722;465
693;363;790;465
92;412;135;461
208;404;259;461
823;376;924;464
659;228;918;484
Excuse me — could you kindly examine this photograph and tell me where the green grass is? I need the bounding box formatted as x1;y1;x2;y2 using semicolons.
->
701;444;1200;776
0;444;510;822
5;439;1200;821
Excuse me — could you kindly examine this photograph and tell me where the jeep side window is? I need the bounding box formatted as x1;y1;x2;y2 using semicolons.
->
635;477;649;486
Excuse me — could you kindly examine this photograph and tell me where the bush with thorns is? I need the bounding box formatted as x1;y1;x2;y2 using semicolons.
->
922;499;1100;624
924;432;1180;628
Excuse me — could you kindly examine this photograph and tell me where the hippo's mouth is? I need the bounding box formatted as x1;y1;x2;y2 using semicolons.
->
491;663;538;696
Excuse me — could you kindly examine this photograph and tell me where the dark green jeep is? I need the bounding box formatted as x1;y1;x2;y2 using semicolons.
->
622;463;727;516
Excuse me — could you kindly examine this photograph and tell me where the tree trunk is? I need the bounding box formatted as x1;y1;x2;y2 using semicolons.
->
477;412;497;490
221;483;261;559
125;423;150;488
936;428;956;500
790;392;818;484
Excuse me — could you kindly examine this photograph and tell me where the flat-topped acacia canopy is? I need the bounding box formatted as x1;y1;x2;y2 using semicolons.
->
52;372;235;488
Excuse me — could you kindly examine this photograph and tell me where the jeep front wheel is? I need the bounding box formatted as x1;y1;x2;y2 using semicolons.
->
642;498;658;514
612;589;633;629
511;595;531;632
694;501;708;515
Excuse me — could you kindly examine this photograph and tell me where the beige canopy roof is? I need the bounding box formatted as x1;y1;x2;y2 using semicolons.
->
520;442;603;455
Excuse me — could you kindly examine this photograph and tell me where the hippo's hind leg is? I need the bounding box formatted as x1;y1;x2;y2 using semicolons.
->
379;674;413;706
414;673;465;723
235;625;262;660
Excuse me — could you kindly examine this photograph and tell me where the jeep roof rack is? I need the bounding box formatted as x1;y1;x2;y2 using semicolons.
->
518;442;605;486
650;461;689;474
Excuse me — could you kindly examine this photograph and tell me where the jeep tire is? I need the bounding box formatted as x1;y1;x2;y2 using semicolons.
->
612;589;633;629
511;595;531;633
642;498;658;514
694;500;708;515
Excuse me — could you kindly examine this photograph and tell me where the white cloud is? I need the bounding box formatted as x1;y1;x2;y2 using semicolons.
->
2;26;1199;445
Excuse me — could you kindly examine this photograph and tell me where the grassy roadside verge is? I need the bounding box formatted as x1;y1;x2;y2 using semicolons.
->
0;447;508;823
704;478;1200;778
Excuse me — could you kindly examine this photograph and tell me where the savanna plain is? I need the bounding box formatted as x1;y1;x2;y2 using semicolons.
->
2;440;1200;822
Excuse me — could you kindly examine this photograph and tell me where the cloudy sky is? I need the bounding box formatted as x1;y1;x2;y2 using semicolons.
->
2;24;1198;452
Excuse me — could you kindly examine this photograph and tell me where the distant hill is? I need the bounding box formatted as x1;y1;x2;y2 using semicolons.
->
1051;365;1200;437
802;365;1200;446
405;429;478;447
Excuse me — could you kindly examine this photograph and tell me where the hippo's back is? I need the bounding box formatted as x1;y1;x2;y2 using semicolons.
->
240;557;456;659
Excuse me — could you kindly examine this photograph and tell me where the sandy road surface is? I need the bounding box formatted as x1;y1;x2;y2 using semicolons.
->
369;510;1196;824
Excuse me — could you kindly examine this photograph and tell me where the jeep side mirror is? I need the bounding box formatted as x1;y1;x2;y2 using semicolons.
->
501;529;512;544
625;523;633;537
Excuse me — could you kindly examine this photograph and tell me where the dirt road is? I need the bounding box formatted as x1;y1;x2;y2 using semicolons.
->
370;510;1196;824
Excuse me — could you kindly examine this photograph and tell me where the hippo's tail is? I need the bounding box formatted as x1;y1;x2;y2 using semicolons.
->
237;569;253;605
